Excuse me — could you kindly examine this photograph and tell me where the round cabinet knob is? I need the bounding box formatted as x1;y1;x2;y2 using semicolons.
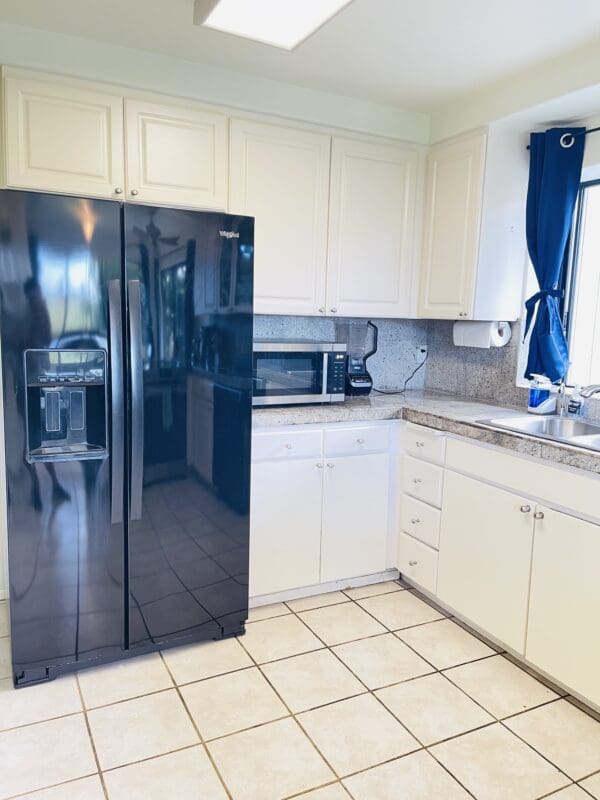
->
285;443;293;449
114;187;123;195
411;517;421;524
356;437;365;444
330;307;338;313
316;462;323;469
415;441;425;448
130;189;139;196
413;477;422;484
327;462;335;468
520;505;532;513
534;511;545;520
459;311;468;317
408;560;418;567
318;307;325;314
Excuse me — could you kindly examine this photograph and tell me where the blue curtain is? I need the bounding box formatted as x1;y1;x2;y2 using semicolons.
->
524;127;585;383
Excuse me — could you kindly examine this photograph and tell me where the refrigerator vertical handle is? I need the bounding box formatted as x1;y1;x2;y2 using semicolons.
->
108;279;124;525
128;279;144;521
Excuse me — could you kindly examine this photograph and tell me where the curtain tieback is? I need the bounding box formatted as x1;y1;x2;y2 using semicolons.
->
523;288;563;339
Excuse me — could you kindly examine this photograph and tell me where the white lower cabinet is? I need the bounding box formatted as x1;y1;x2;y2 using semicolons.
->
437;470;534;654
526;507;600;707
397;531;438;594
249;423;394;598
249;457;323;597
321;453;389;583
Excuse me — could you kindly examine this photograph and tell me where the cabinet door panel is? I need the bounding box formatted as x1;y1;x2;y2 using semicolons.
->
326;138;421;318
418;131;486;319
249;458;323;596
437;470;533;653
125;100;228;209
230;119;330;315
5;76;124;198
321;453;389;582
526;507;600;706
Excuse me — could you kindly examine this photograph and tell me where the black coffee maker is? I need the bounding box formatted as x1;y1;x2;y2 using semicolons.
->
337;320;378;396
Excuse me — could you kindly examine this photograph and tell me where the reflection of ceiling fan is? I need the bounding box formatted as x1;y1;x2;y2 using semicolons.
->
133;213;180;248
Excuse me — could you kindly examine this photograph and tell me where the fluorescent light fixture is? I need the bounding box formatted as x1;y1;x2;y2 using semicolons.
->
194;0;353;50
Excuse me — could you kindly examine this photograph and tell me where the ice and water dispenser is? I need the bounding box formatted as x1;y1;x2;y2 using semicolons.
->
24;350;108;462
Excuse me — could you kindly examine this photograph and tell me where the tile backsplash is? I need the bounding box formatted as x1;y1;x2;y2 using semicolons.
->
254;315;430;392
254;315;600;420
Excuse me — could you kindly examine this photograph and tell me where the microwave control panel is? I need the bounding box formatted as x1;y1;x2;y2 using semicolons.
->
326;352;346;395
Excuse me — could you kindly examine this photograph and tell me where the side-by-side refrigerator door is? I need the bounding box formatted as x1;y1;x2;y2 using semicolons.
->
123;203;253;651
0;190;125;685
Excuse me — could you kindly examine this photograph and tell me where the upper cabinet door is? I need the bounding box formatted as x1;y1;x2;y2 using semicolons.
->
125;99;228;210
326;137;422;319
418;130;486;319
229;119;330;316
4;76;125;199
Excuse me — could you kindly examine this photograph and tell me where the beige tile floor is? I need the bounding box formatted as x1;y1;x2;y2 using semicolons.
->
0;582;599;800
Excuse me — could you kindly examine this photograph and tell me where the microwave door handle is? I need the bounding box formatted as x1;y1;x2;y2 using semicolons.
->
108;279;125;525
322;352;329;399
128;279;144;521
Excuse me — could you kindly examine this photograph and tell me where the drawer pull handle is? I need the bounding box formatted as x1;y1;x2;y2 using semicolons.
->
285;443;293;449
412;478;423;484
408;560;418;566
411;517;421;524
356;437;365;444
415;441;425;447
534;511;545;520
520;505;531;513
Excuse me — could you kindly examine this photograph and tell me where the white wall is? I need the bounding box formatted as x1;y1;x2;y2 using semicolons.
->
0;21;430;144
431;39;600;143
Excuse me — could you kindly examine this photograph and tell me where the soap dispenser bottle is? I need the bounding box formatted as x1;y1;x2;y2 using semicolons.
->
528;374;557;415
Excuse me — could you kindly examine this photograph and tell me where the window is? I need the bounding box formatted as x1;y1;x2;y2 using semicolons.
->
561;180;600;386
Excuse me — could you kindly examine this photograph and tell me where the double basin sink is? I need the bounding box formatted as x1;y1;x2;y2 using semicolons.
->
477;415;600;453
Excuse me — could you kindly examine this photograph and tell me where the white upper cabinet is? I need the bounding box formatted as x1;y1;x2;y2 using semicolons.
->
326;137;422;318
125;99;228;209
418;126;527;321
418;130;486;319
3;73;125;198
229;119;330;315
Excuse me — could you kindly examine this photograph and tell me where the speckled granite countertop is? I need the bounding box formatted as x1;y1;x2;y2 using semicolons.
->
253;391;600;475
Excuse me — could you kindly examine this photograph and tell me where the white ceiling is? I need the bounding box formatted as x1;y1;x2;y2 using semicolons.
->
0;0;599;111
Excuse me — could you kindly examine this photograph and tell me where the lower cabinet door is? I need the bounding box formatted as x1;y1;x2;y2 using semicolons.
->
249;458;323;596
321;453;390;583
526;507;600;707
437;471;534;653
397;531;438;594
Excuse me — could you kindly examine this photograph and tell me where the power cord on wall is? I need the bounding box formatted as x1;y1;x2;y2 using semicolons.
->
371;347;429;396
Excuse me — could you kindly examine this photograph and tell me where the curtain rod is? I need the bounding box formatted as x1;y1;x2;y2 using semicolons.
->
527;126;600;150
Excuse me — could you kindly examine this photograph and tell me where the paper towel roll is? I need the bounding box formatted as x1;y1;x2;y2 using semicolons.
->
452;321;512;348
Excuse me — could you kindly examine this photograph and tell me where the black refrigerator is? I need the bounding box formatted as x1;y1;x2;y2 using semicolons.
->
0;190;254;686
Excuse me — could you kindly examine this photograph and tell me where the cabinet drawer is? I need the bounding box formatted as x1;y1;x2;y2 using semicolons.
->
400;494;441;549
324;424;390;456
402;455;444;508
397;532;438;594
404;423;446;464
252;429;322;461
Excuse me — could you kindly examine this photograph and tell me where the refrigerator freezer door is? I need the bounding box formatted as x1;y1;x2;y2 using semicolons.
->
0;190;125;684
123;204;253;650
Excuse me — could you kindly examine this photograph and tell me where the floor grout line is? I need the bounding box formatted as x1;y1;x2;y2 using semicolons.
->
2;579;600;799
74;673;110;800
157;649;235;800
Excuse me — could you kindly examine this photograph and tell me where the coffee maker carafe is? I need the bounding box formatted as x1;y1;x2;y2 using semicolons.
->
336;320;378;396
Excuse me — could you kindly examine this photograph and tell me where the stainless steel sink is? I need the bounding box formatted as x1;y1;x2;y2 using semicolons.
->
477;415;600;452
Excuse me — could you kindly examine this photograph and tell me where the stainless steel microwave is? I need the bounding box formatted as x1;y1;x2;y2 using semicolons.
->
253;341;347;406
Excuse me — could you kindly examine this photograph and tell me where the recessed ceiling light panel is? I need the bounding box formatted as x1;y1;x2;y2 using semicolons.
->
194;0;354;50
